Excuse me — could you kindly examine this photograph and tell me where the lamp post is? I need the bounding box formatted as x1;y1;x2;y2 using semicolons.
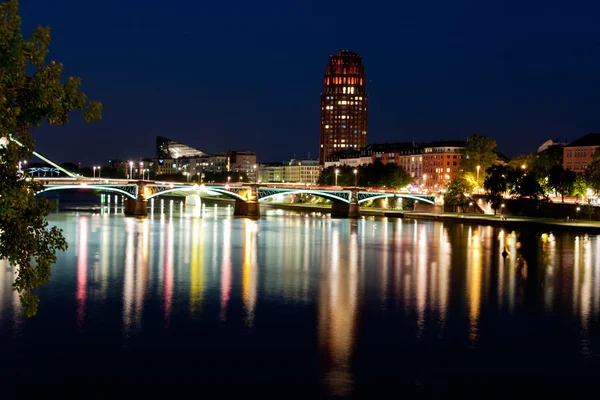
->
140;162;144;180
476;165;481;193
353;168;358;187
335;168;340;186
98;166;101;179
577;206;581;221
129;161;133;180
501;203;505;215
93;166;96;178
227;176;231;183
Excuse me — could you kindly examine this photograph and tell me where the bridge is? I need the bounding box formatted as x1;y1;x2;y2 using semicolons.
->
5;136;437;218
34;177;438;218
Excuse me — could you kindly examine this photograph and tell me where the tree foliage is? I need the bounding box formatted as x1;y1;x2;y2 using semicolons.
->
460;134;497;186
484;165;508;214
548;165;575;203
443;176;474;212
0;1;101;316
318;161;411;189
571;174;588;200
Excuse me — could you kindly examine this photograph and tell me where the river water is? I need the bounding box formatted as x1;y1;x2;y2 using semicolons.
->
1;204;600;396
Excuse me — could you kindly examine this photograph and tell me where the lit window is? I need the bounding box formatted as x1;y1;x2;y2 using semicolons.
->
446;168;450;173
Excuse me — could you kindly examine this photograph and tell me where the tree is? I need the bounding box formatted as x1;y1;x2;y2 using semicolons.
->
583;201;595;221
548;165;575;203
508;153;537;171
508;166;545;200
460;134;497;187
536;145;564;174
444;176;474;212
484;165;508;214
571;174;588;201
0;1;102;316
318;161;412;189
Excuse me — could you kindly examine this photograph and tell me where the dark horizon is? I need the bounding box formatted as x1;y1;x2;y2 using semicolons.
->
19;0;600;165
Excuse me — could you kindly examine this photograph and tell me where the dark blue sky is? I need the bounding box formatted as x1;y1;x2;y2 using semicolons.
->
20;0;600;165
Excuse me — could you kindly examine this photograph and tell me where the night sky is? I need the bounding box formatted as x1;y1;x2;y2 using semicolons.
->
19;0;600;165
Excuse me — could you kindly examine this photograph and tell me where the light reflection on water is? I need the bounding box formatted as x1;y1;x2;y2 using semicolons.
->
1;205;600;394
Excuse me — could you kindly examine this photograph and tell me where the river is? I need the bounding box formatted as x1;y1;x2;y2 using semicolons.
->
1;204;599;396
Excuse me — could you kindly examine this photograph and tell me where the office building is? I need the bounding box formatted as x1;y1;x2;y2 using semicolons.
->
319;50;368;165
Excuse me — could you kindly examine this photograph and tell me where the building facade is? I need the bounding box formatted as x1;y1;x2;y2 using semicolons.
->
319;50;368;165
228;151;256;175
563;133;600;172
258;160;320;184
422;141;465;191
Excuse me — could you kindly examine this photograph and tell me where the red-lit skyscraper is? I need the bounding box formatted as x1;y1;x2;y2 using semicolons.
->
319;50;368;165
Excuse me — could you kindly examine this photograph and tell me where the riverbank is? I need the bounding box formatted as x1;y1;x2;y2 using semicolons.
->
260;201;600;233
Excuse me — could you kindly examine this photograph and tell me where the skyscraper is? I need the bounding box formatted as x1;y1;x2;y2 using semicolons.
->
319;50;368;165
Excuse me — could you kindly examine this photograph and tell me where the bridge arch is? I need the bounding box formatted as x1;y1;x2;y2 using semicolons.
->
357;193;435;205
258;189;350;204
145;186;248;201
37;185;137;199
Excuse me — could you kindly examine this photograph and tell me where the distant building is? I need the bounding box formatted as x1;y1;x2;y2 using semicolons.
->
367;142;424;184
422;141;466;191
258;159;320;184
319;50;368;165
538;138;568;154
156;136;207;159
207;153;230;174
563;133;600;172
228;151;256;175
323;149;361;168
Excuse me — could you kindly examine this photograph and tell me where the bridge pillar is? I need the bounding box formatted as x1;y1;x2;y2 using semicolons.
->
331;199;360;218
234;199;260;218
124;198;148;216
185;194;201;207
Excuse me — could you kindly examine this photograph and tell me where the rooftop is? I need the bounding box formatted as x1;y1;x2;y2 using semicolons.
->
565;133;600;147
423;140;466;148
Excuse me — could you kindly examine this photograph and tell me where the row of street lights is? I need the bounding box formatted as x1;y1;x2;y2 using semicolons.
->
93;166;101;178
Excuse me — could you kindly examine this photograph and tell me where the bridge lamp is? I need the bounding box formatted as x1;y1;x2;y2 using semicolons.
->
335;169;340;186
227;176;231;183
353;168;358;187
129;161;133;179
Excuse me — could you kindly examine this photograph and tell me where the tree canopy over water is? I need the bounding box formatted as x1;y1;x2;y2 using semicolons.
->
0;1;101;316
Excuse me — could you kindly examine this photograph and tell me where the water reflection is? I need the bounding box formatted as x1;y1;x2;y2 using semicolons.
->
2;206;600;394
319;225;359;397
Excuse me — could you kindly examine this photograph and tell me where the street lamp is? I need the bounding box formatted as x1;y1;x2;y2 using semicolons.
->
93;166;96;178
576;206;581;220
227;176;231;183
97;166;101;179
335;168;340;186
353;168;358;187
140;162;144;180
501;203;505;215
476;165;481;193
129;161;133;180
521;164;527;170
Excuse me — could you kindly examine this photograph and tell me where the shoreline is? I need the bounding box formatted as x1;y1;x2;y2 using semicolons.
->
262;202;600;234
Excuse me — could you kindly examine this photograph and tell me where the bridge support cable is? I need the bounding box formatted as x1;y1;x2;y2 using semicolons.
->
8;135;77;178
